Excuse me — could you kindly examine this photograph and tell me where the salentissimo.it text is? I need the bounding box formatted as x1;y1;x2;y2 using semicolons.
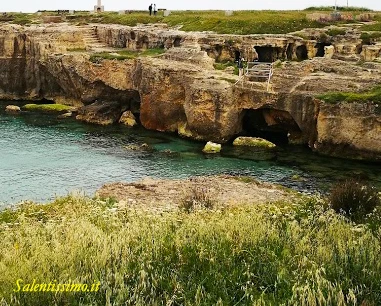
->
13;279;101;292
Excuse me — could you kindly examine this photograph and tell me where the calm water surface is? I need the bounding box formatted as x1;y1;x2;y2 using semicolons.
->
1;101;380;205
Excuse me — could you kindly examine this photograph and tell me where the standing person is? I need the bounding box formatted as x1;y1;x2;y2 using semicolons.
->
238;57;245;77
153;4;157;16
149;4;152;16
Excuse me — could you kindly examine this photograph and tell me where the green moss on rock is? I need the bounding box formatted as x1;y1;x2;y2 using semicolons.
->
202;141;222;154
233;137;276;149
23;104;74;113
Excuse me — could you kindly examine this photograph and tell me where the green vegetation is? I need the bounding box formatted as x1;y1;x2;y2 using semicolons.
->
330;179;381;223
213;61;239;75
360;31;381;45
11;13;35;25
3;10;378;34
23;104;73;113
90;48;165;63
304;6;372;12
75;11;332;35
66;47;87;52
0;193;380;305
318;85;381;105
326;27;346;36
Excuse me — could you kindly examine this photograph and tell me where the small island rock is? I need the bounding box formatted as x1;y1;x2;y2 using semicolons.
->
202;141;222;154
5;105;21;112
233;137;276;149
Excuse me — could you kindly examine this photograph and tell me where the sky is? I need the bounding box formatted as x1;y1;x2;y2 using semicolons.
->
2;0;380;13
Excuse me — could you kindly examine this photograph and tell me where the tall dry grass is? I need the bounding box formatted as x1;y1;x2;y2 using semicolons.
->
0;195;380;305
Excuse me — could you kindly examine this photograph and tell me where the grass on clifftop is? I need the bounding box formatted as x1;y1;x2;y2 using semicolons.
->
71;10;341;34
90;48;165;63
2;10;377;34
318;85;381;105
0;194;381;305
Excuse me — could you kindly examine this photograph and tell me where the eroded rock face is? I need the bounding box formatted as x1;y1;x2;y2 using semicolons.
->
76;101;123;125
316;102;381;161
0;23;380;160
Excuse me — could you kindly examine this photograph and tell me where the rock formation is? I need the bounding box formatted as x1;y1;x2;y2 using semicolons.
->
0;22;380;160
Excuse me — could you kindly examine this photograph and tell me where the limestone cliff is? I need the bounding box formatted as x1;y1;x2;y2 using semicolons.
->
0;23;380;161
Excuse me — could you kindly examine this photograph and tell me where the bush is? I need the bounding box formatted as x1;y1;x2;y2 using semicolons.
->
329;179;380;221
179;178;217;212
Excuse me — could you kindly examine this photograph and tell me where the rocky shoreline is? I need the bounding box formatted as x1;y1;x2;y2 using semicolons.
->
0;22;380;160
96;175;297;213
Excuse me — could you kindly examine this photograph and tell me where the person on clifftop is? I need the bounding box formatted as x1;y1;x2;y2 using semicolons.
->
149;4;153;15
153;4;157;16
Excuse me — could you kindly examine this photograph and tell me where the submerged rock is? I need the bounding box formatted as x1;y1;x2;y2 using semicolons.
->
5;105;21;112
124;143;153;152
233;137;276;149
119;111;137;127
76;101;121;125
203;141;222;154
57;111;73;119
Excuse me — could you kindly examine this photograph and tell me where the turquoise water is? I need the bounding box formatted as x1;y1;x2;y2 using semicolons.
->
1;101;380;205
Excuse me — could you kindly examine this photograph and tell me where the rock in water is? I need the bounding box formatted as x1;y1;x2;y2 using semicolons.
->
202;141;222;154
5;105;21;112
119;111;137;127
233;137;276;149
57;112;73;119
76;101;121;125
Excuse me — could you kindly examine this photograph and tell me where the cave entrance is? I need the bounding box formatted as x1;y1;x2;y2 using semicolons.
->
137;35;149;49
296;45;308;61
234;50;241;61
315;42;331;57
254;46;282;62
174;37;181;47
241;108;302;146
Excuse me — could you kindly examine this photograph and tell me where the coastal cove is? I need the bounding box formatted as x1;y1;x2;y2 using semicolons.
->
1;100;380;205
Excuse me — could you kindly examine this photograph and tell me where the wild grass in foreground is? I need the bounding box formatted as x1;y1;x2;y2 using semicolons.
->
0;193;380;306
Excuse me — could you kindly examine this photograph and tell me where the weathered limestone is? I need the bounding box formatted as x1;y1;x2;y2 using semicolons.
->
5;105;21;112
361;45;381;62
316;102;381;161
0;23;380;160
119;110;137;127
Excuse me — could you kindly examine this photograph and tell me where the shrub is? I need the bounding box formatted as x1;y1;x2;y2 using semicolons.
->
329;179;380;221
360;31;381;45
326;28;346;36
179;178;217;212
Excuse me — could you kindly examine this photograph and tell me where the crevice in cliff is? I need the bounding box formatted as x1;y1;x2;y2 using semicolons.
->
315;42;331;57
77;89;141;125
241;108;302;146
